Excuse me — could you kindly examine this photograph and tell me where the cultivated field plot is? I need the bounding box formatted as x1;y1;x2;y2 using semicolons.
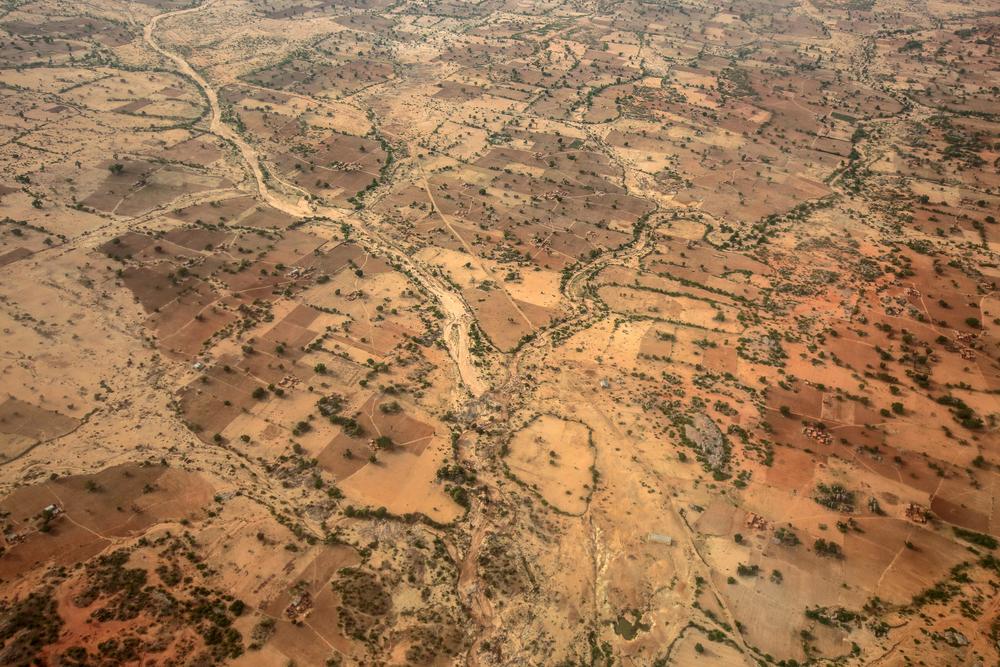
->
505;414;595;514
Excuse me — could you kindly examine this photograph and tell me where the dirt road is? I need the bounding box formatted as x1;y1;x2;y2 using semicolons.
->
144;0;489;397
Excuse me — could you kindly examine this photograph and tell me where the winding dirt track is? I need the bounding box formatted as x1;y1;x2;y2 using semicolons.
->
143;2;311;216
143;1;488;397
144;4;766;659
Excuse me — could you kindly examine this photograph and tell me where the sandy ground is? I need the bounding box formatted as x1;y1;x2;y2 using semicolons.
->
0;0;998;664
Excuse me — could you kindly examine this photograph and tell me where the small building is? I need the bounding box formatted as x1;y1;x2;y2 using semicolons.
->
648;533;673;546
905;503;928;524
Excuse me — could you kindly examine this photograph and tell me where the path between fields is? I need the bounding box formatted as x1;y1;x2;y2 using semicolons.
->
143;0;488;397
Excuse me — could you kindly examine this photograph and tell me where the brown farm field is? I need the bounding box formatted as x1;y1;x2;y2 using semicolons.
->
0;0;999;664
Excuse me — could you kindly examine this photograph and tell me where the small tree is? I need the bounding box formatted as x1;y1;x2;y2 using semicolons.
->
814;538;843;558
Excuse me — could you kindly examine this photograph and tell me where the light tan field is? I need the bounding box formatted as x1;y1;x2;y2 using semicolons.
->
505;414;594;514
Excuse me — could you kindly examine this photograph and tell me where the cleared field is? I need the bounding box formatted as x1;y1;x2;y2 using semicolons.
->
506;415;595;514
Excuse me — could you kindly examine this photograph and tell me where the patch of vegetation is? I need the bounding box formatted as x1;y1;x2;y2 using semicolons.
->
813;483;855;513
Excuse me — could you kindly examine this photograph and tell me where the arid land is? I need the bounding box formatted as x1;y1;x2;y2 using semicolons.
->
0;0;999;664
